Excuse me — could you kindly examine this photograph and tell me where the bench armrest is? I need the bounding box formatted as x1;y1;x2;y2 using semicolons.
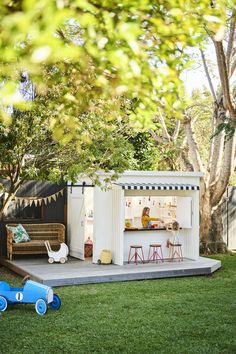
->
6;228;14;260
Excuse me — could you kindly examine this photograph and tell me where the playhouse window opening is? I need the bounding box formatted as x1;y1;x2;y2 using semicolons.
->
125;196;177;229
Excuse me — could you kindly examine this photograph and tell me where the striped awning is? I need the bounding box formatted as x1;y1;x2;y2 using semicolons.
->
116;183;199;191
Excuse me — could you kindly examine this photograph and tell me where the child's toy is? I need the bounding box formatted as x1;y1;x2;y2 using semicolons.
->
45;240;69;264
97;249;112;264
166;221;183;261
0;276;61;315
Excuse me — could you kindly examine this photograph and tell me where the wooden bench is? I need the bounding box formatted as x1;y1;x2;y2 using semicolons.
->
6;223;65;261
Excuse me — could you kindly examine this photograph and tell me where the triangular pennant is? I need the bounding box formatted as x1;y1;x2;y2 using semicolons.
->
43;198;48;205
48;196;52;203
19;198;24;206
24;200;30;207
38;199;42;206
29;200;34;207
34;200;38;207
59;189;64;196
52;194;57;201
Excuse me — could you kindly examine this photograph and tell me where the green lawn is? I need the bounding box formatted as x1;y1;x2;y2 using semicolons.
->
1;254;236;354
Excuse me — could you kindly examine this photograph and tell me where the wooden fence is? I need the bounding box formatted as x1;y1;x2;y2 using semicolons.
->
222;186;236;250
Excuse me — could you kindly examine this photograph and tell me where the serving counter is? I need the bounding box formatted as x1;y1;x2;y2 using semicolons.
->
124;228;182;261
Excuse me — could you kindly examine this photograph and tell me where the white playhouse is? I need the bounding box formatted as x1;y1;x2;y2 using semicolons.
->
67;171;203;266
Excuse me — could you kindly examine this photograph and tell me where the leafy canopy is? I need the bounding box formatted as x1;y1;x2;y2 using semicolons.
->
0;0;227;128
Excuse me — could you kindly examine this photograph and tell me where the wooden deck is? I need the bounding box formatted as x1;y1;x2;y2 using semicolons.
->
0;256;221;287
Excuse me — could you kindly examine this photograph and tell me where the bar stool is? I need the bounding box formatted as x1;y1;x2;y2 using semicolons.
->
128;245;145;265
148;244;163;263
168;241;183;262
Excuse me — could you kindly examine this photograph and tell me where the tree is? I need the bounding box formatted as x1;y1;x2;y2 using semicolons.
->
184;8;236;250
0;1;226;130
148;6;236;251
0;103;135;219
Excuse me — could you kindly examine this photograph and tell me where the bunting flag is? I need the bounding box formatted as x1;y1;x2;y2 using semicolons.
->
15;187;65;207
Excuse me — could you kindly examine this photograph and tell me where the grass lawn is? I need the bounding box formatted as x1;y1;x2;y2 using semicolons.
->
0;254;236;354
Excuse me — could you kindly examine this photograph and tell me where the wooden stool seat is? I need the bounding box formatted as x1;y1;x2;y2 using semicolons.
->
128;245;145;265
169;243;183;262
148;244;163;263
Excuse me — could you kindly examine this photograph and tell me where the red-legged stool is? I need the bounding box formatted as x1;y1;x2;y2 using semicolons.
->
148;244;164;263
128;245;145;265
169;242;183;261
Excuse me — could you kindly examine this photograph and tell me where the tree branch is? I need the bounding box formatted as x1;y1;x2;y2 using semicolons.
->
179;148;194;171
208;102;226;185
229;57;236;78
183;112;204;172
213;41;234;114
226;11;236;70
157;108;171;142
200;49;217;102
211;132;236;207
172;120;180;141
148;129;165;143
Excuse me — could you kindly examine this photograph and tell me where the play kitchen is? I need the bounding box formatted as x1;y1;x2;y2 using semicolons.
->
125;196;177;230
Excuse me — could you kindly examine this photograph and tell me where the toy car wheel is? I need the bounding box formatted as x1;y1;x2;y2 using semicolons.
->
49;294;61;310
97;259;101;265
0;296;7;312
48;257;54;264
35;299;47;316
60;257;66;264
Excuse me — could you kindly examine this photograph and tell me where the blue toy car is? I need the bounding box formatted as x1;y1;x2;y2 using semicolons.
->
0;276;61;315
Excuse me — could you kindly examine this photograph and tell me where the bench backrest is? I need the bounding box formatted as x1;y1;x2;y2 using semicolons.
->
6;223;65;242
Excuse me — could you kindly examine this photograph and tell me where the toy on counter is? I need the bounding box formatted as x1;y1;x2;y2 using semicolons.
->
44;240;69;264
0;276;61;316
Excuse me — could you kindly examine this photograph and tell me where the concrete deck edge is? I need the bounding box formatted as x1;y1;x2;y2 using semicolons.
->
0;257;221;287
0;257;42;283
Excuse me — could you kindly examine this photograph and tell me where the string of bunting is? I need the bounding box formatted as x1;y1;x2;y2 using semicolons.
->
14;187;65;207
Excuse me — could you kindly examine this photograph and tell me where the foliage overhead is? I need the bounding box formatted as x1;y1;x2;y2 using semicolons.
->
0;0;227;130
0;105;135;183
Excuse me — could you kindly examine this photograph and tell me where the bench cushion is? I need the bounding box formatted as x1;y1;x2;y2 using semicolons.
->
13;240;61;249
7;224;31;243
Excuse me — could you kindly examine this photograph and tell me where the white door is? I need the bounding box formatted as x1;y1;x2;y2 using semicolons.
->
67;189;85;260
176;197;192;228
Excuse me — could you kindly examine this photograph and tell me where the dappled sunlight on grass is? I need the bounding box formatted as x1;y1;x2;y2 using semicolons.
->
0;254;236;354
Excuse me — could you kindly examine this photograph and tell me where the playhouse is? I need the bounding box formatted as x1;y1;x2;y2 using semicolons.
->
67;171;203;266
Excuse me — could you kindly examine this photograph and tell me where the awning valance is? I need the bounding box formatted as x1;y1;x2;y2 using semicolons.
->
116;183;199;191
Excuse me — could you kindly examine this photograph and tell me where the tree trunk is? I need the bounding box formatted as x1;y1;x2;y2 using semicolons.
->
200;186;227;254
210;204;227;253
0;192;15;220
200;189;212;243
0;179;24;220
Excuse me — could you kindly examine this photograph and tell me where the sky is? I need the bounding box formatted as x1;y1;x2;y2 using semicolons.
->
181;43;219;95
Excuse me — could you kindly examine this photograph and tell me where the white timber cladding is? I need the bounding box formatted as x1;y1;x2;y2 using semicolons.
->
111;186;124;266
69;171;202;264
93;186;113;263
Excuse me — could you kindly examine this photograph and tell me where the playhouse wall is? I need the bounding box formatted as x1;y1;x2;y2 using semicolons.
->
93;187;113;263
